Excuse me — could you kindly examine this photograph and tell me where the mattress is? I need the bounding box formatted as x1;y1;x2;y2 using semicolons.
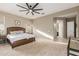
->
7;33;35;43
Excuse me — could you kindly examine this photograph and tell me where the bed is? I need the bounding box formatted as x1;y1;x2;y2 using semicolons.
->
7;27;35;48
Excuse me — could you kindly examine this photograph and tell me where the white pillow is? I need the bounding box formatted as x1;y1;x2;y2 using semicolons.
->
10;31;24;34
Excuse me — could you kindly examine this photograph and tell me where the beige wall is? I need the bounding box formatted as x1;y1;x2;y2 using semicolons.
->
33;15;54;39
33;6;79;39
0;11;32;35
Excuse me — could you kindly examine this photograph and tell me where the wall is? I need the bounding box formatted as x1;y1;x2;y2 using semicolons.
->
33;6;79;39
33;15;54;39
0;11;32;35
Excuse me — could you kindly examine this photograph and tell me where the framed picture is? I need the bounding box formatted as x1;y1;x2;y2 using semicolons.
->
15;20;21;26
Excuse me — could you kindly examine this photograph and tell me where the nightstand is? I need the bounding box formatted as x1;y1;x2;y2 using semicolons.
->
0;35;7;44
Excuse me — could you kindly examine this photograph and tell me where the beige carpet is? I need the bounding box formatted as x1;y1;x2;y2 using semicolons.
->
0;38;67;56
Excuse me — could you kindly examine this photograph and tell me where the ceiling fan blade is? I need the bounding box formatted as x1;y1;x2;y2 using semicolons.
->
19;10;28;12
26;3;30;9
26;11;29;15
34;11;40;14
31;12;34;15
16;4;27;9
34;9;43;11
32;3;39;9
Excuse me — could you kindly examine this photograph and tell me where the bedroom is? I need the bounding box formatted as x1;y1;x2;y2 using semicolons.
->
0;3;79;56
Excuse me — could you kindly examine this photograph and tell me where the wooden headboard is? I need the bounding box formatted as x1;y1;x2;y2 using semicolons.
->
7;27;25;34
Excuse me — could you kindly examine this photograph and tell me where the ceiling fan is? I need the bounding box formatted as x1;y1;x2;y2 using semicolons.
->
16;3;43;15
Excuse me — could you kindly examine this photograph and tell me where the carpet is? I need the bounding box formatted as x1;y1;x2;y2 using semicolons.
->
0;38;67;56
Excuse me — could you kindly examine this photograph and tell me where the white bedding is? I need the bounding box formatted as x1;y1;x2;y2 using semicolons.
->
7;33;35;43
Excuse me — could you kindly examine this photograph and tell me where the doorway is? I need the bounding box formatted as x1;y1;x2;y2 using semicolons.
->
66;17;76;38
54;17;67;38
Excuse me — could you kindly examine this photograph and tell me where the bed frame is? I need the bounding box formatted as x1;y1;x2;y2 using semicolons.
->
7;27;35;48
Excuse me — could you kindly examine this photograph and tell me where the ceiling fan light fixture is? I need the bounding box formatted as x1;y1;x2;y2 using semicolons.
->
29;9;32;12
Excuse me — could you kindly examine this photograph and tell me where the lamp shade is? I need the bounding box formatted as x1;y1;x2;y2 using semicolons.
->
0;24;4;31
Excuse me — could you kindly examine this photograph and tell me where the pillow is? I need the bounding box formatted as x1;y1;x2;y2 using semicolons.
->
10;31;24;34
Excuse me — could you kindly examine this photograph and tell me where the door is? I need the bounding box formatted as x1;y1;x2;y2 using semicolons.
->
67;17;76;38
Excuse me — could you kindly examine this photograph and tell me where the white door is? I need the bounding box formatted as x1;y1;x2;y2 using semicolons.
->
67;21;74;38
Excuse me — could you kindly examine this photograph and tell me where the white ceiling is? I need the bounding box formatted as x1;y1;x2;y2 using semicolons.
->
0;3;79;19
